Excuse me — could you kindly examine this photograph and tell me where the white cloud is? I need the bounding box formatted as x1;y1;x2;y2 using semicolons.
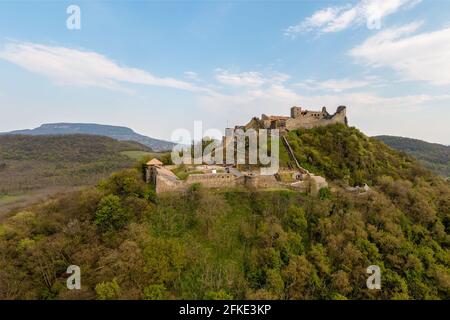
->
214;69;290;88
0;41;208;92
295;78;372;92
214;69;266;87
350;22;450;85
285;0;421;36
199;76;450;115
184;71;200;80
197;79;450;143
285;6;342;34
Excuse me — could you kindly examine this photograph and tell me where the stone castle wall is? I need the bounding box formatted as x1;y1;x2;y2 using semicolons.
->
148;166;328;195
285;108;347;130
185;173;238;188
155;174;185;193
241;106;347;132
244;175;279;188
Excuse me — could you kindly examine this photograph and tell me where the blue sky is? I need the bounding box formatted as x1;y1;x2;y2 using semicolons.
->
0;0;449;144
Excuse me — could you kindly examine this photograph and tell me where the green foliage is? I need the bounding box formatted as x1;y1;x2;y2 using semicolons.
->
285;124;431;186
100;169;147;197
318;187;331;200
95;195;129;231
171;165;190;180
285;206;307;236
160;153;173;165
0;125;449;300
120;151;154;161
142;237;186;284
95;279;121;300
375;135;450;178
0;135;152;214
204;290;233;300
143;284;167;300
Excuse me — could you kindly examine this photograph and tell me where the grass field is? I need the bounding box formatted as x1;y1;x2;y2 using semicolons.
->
0;194;20;205
120;150;158;160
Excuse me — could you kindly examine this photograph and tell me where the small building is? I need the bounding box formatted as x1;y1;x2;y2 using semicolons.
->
146;158;163;167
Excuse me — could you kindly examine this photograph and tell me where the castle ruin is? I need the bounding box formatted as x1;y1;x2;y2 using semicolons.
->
239;106;347;132
145;105;346;195
145;160;328;195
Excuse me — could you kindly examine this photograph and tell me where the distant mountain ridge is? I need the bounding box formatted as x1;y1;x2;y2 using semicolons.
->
1;123;175;152
374;135;450;178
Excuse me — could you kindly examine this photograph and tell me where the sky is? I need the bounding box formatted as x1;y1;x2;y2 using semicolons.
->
0;0;449;144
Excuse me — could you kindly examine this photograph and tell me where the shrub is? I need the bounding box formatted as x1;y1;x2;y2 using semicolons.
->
143;284;167;300
95;279;121;300
95;195;129;231
318;187;331;200
160;153;173;165
204;290;233;300
101;169;146;197
144;188;157;204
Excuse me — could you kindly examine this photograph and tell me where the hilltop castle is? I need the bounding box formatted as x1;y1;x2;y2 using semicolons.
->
145;105;347;194
146;160;328;195
238;106;347;132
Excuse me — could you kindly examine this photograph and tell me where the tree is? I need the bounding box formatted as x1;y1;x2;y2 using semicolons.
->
95;195;129;231
95;279;121;300
101;169;146;197
331;270;352;296
282;255;318;299
204;290;233;300
143;284;167;300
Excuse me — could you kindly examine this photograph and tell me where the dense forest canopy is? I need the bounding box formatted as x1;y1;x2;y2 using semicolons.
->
0;125;449;299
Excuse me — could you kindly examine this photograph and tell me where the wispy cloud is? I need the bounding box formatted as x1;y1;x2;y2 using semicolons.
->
350;22;450;85
214;69;289;88
200;82;450;114
215;69;266;87
285;0;421;36
295;78;373;92
184;71;200;81
0;41;209;93
197;76;450;144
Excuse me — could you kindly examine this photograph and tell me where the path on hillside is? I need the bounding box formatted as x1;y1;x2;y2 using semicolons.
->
281;135;309;174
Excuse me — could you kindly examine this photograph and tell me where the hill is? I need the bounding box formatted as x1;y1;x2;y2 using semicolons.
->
0;135;153;215
0;125;449;300
374;135;450;178
1;123;175;152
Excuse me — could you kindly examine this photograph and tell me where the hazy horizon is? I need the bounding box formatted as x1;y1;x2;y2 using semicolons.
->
2;119;449;147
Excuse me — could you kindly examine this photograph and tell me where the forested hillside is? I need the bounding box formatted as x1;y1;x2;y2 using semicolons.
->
0;135;152;214
282;125;430;186
374;135;450;178
0;125;449;300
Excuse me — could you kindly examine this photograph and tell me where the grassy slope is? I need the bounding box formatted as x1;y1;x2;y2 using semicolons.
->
0;125;449;300
120;151;156;160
